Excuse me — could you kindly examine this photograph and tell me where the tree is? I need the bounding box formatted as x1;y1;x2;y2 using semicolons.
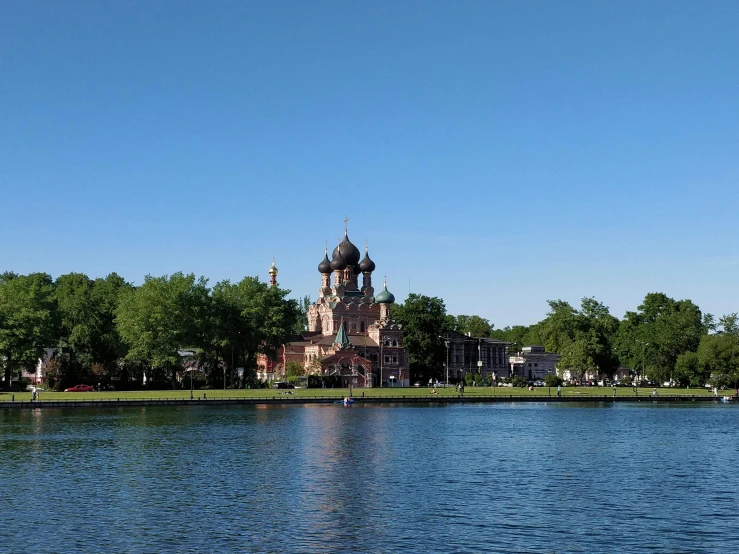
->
0;272;19;284
285;359;304;384
390;294;451;381
674;351;705;387
534;297;619;380
696;315;739;388
211;277;300;387
53;272;132;388
0;273;56;386
491;325;531;353
116;273;211;387
449;315;494;338
90;273;133;382
614;293;703;383
718;313;739;335
294;295;311;334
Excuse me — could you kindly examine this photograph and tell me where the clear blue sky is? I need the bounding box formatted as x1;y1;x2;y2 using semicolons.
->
1;1;737;327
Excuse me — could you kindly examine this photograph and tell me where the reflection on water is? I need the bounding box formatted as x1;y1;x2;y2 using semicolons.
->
1;403;737;553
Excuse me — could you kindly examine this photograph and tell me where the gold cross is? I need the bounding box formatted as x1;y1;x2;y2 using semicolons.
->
344;214;349;232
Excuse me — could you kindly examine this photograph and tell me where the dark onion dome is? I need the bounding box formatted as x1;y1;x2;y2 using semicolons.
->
332;231;361;266
359;248;376;272
318;248;332;274
375;279;395;304
330;249;347;271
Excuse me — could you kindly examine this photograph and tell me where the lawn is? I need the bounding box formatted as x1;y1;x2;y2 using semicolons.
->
0;385;724;402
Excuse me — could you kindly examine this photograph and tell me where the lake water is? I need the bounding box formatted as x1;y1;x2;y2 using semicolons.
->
1;402;737;553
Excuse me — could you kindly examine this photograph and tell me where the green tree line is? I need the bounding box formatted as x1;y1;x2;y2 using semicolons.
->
3;270;737;390
0;271;300;390
392;292;739;388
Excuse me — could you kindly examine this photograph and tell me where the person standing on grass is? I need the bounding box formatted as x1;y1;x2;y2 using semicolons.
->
557;385;561;398
613;385;617;397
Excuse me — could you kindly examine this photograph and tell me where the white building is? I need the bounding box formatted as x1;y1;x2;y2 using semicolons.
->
509;345;560;379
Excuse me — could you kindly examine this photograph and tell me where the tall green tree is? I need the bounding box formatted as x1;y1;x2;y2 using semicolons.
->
0;272;19;284
674;351;706;387
533;297;619;380
90;273;133;378
294;295;311;334
491;325;534;353
614;293;703;383
0;273;56;385
116;273;211;387
449;315;494;338
211;277;300;387
390;294;451;381
696;314;739;388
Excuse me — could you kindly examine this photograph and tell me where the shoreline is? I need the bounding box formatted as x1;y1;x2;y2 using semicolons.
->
0;394;730;409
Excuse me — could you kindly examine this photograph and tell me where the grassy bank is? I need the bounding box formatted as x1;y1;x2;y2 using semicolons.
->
1;385;726;402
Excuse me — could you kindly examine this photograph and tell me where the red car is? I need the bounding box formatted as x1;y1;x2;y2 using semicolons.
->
65;384;94;392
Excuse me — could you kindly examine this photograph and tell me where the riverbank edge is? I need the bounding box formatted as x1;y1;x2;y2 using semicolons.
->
0;395;729;409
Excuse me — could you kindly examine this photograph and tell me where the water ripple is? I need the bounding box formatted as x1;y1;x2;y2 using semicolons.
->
1;403;737;553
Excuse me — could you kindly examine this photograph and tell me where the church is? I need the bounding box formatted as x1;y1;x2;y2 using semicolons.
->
258;224;408;387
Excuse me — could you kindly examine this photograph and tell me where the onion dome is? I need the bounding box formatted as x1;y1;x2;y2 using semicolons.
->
359;246;376;272
268;258;278;276
375;278;395;304
332;230;361;266
330;248;347;271
318;248;332;274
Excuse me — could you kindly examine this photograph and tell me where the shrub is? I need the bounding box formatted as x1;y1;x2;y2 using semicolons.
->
307;375;341;388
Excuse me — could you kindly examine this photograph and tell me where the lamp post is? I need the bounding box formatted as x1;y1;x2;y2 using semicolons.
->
226;346;232;391
642;342;648;384
440;337;450;386
380;339;383;387
636;340;649;392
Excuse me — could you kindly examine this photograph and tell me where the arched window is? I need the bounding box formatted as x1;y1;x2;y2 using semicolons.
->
360;321;365;332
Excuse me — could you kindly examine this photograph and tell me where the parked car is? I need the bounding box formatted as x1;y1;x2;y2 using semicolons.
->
65;384;94;392
272;382;295;389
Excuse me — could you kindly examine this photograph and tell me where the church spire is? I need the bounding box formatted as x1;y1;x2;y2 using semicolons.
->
334;318;350;349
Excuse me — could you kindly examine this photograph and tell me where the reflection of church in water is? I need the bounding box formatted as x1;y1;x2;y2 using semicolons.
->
259;225;407;387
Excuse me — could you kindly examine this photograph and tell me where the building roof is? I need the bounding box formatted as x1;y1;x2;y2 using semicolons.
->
375;280;395;304
320;352;372;366
359;247;376;272
513;352;561;363
332;230;361;266
312;333;379;348
330;248;347;270
446;329;510;346
318;249;332;274
335;320;350;347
